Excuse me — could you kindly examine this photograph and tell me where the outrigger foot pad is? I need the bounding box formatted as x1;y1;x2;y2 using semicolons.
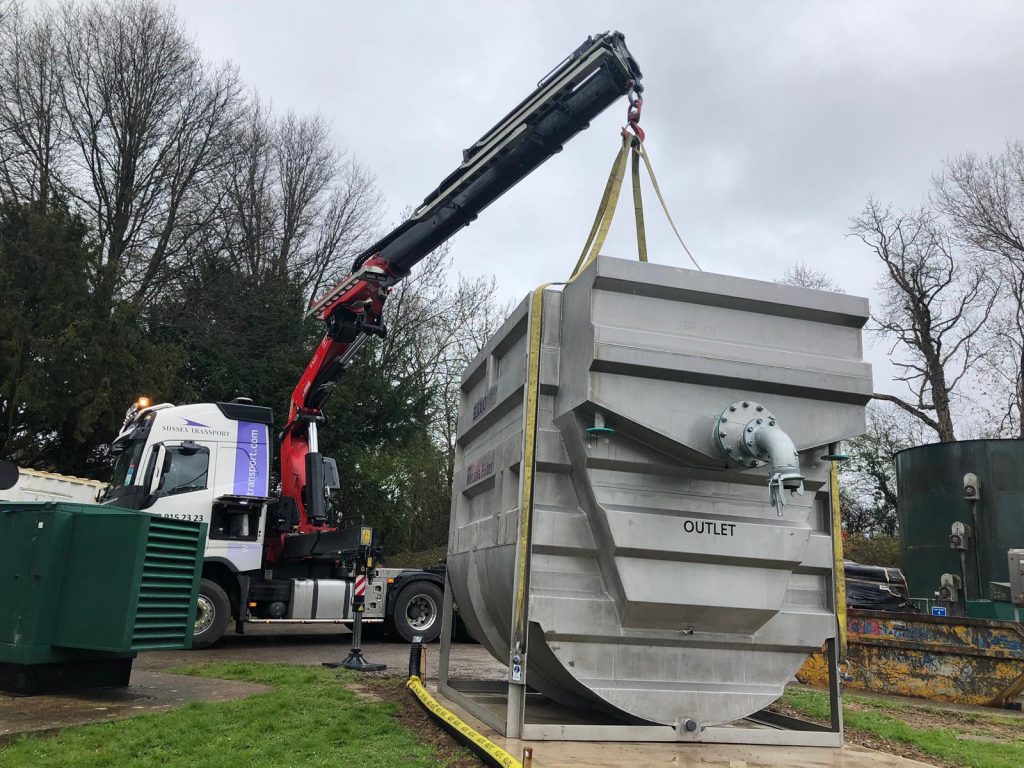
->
323;649;386;672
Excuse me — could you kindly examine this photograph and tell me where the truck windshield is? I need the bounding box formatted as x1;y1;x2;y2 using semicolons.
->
110;439;146;488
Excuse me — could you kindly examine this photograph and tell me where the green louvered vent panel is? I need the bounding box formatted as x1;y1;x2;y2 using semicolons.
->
132;519;203;651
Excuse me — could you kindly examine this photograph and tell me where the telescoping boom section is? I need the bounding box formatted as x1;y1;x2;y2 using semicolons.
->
280;31;643;540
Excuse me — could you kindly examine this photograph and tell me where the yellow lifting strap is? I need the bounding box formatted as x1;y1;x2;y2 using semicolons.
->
631;144;648;264
571;135;702;281
570;134;631;279
511;283;550;647
635;141;702;272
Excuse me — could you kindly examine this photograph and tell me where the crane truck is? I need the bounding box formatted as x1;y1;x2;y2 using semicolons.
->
98;32;643;649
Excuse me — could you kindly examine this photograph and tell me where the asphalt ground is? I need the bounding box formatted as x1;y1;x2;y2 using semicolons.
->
137;623;500;675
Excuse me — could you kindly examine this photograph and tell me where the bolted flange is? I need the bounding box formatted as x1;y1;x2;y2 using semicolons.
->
713;400;777;468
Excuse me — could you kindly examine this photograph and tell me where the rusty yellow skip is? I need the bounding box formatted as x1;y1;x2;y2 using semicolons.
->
798;608;1024;707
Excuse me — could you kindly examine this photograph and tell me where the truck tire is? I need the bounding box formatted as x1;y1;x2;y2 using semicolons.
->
388;581;444;643
192;578;230;649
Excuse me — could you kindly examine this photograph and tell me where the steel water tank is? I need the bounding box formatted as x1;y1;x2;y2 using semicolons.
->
897;439;1024;599
446;256;872;728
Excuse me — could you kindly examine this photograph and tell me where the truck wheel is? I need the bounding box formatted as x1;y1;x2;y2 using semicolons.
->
389;581;444;643
192;579;230;649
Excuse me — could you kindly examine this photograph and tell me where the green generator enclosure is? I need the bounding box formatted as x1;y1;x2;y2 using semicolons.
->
0;501;206;694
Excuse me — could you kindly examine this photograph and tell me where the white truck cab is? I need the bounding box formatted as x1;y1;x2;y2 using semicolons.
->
105;401;270;574
102;399;445;648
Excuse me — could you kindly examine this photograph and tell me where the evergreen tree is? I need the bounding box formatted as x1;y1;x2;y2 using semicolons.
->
0;198;173;473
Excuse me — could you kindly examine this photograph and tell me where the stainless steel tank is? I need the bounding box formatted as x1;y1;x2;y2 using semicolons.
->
446;256;872;729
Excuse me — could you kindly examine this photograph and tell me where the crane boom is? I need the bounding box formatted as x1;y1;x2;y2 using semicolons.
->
280;31;642;534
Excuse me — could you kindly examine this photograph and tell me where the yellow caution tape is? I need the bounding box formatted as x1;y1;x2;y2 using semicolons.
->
406;675;522;768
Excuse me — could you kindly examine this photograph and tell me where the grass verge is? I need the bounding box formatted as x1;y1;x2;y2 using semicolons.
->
782;687;1024;768
0;663;462;768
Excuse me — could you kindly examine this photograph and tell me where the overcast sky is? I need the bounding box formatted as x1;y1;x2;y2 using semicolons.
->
174;1;1024;395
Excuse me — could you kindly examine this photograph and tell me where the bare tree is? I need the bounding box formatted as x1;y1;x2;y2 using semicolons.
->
366;245;509;547
777;261;844;292
935;143;1024;437
57;0;242;309
979;267;1024;437
377;245;509;469
218;98;382;297
0;2;66;205
840;402;930;537
851;199;994;441
935;142;1024;259
426;269;509;489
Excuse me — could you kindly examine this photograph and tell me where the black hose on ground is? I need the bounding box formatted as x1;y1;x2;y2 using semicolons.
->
404;637;522;768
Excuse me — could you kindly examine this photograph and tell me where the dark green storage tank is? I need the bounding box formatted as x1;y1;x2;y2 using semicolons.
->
897;440;1024;600
0;501;206;694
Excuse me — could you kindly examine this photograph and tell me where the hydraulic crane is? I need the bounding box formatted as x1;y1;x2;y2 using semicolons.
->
100;32;643;648
279;31;643;546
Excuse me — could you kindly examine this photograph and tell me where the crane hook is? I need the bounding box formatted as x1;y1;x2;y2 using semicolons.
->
623;84;645;143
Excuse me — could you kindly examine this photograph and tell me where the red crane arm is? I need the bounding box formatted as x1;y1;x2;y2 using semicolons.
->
278;255;400;536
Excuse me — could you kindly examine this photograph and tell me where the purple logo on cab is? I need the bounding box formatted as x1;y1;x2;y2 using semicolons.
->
232;421;269;497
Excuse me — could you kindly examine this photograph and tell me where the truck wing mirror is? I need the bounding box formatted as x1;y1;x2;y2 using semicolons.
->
149;444;168;497
179;440;201;456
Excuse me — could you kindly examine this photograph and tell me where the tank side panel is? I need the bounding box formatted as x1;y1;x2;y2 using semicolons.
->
447;292;564;664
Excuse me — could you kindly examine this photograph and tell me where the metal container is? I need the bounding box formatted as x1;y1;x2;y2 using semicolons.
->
0;467;105;504
445;256;872;730
798;608;1024;707
897;440;1024;600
